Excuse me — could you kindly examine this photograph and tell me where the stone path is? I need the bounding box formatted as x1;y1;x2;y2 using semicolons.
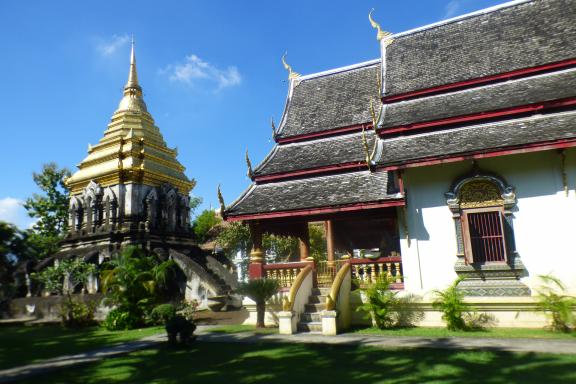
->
2;326;576;382
197;330;576;356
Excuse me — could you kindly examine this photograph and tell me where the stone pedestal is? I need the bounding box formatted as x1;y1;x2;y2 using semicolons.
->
321;310;338;336
278;311;297;335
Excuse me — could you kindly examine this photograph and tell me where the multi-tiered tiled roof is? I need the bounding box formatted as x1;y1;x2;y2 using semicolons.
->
226;0;576;221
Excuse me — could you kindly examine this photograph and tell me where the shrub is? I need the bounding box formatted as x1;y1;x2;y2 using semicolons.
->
236;279;280;328
103;306;144;331
179;300;199;321
357;275;423;329
100;246;177;329
536;275;576;333
166;315;196;346
432;278;469;331
149;303;177;325
60;294;96;328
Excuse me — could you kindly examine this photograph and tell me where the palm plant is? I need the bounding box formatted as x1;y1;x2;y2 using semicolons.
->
432;278;469;331
536;274;576;333
100;246;176;329
236;278;280;328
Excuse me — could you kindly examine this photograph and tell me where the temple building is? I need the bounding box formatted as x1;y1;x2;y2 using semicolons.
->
54;42;236;307
224;0;576;332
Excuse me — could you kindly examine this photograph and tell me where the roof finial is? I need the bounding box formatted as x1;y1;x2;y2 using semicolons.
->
125;35;141;93
281;52;300;80
245;149;254;179
217;184;226;215
369;9;394;46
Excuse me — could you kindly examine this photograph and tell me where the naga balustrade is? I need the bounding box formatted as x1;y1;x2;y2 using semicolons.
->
350;254;404;289
263;261;311;289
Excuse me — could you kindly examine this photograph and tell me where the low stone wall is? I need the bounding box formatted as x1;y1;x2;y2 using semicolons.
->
9;294;108;321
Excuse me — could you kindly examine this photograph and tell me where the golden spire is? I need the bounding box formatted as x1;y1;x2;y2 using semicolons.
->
369;9;394;46
116;37;147;113
281;52;300;80
124;36;142;96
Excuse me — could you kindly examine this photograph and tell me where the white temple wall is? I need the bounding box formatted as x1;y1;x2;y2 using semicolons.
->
399;149;576;297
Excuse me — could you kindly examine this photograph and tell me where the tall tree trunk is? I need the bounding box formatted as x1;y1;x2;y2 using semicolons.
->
256;301;265;328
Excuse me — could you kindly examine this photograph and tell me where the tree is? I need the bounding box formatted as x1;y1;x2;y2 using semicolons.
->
100;246;177;330
23;163;71;259
236;278;280;328
192;209;222;243
0;221;33;299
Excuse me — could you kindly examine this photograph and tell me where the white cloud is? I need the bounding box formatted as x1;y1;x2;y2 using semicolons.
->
0;197;35;229
162;54;242;91
96;34;130;56
444;0;461;19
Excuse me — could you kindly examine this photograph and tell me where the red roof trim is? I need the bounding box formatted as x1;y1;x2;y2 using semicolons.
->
382;58;576;103
254;161;367;183
276;123;371;144
378;98;576;136
226;199;405;222
380;138;576;171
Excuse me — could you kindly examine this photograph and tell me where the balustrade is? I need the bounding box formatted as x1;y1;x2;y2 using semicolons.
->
263;262;310;289
350;255;403;287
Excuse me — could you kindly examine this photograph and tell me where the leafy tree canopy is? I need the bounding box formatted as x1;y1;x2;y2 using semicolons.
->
23;163;71;259
192;209;222;243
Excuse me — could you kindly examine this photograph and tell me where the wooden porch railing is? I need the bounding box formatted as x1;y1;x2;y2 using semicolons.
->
262;255;404;290
263;261;311;289
350;255;404;289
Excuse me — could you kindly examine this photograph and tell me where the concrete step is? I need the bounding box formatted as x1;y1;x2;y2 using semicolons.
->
311;288;331;296
297;321;323;333
307;295;327;304
305;303;326;312
300;312;322;322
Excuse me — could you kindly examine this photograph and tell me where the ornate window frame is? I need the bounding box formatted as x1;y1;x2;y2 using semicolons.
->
445;171;530;297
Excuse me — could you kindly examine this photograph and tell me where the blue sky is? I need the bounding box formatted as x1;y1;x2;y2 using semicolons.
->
0;0;505;228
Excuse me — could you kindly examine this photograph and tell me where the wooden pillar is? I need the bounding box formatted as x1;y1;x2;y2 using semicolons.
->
299;223;310;261
325;220;335;266
248;222;265;279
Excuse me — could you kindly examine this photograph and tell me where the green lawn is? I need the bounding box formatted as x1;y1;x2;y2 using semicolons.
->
352;326;576;339
0;325;163;370
21;342;576;384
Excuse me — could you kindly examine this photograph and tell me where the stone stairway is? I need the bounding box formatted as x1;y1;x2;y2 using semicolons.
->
297;287;330;333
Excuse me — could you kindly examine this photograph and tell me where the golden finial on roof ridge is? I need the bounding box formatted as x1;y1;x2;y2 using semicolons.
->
368;9;394;46
281;52;300;80
271;117;277;139
245;149;254;179
217;184;226;213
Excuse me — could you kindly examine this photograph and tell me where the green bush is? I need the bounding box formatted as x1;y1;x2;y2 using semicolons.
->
60;295;96;328
103;306;144;331
432;278;469;331
100;246;177;329
536;275;576;333
236;279;280;328
166;315;196;346
357;275;423;329
149;304;177;325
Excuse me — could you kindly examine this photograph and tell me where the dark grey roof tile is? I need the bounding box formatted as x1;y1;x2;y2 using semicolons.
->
254;131;375;176
385;0;576;96
381;68;576;129
277;62;380;139
377;111;576;166
226;171;399;216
